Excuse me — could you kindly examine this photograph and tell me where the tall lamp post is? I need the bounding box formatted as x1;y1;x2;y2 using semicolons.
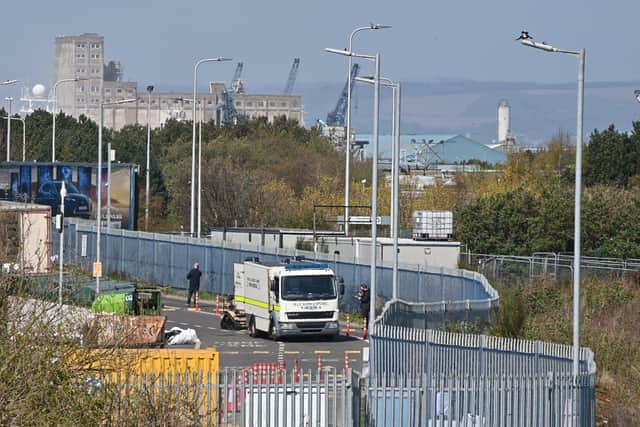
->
52;78;83;162
327;47;381;331
145;85;154;231
1;116;26;161
356;76;401;300
2;80;20;161
96;98;137;294
197;98;204;238
519;34;585;378
634;90;640;104
58;181;67;307
191;57;231;236
5;97;14;161
344;24;391;237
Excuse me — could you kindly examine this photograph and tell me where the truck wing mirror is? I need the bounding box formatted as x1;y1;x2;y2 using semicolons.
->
270;281;276;292
339;278;345;296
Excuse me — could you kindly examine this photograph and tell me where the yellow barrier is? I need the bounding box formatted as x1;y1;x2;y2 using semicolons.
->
79;348;220;424
81;347;219;377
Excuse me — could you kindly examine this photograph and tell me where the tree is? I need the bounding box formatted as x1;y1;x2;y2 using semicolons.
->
584;124;639;188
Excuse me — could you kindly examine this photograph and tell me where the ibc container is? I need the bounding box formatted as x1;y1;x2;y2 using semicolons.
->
412;210;453;240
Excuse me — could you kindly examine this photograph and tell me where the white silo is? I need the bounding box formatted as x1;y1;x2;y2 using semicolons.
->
497;100;511;143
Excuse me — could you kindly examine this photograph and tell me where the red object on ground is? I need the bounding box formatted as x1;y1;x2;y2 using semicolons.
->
215;295;220;316
194;292;200;312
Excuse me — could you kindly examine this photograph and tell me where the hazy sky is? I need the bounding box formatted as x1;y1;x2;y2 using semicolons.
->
2;1;639;92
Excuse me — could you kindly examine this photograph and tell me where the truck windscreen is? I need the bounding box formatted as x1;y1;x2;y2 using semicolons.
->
281;275;336;300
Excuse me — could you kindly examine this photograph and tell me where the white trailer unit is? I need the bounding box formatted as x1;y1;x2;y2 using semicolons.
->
233;258;342;339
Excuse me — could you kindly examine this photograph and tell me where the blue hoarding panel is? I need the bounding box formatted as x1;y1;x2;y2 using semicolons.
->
57;165;73;184
19;165;32;202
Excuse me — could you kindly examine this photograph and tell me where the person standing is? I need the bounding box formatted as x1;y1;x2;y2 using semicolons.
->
356;283;370;320
187;262;202;306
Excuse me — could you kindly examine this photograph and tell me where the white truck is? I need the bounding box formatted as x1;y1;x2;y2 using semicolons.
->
227;257;344;339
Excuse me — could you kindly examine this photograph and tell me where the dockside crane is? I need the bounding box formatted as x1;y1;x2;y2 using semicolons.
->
220;62;244;123
325;63;359;126
230;62;244;94
283;58;300;95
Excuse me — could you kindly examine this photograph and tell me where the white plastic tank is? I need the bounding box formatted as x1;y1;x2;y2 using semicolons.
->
412;210;453;240
497;100;510;143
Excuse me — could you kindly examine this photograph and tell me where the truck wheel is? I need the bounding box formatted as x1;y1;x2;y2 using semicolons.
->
249;317;259;338
269;322;279;341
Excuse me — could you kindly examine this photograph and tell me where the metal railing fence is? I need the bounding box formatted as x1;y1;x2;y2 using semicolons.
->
365;371;596;427
81;365;595;426
80;367;353;426
461;251;640;284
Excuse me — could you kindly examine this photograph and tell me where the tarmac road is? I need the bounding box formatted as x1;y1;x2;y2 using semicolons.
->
161;295;368;375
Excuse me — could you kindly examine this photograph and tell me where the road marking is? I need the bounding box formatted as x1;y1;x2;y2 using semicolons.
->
277;342;285;363
178;322;188;326
252;351;271;354
314;350;331;354
222;341;267;348
162;307;177;312
166;319;176;323
207;327;216;330
193;324;203;328
345;350;361;354
222;351;240;355
284;351;300;355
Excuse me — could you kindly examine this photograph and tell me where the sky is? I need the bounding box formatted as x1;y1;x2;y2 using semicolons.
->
2;0;640;92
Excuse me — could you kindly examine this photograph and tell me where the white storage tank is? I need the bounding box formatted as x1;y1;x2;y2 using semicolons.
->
412;210;453;240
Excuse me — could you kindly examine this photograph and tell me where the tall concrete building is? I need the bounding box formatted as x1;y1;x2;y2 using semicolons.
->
53;33;107;122
53;33;304;129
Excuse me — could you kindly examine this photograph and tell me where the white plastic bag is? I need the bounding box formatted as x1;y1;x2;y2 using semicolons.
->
167;327;200;346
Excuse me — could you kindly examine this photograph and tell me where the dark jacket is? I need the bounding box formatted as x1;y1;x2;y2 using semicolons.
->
187;268;202;290
359;288;370;307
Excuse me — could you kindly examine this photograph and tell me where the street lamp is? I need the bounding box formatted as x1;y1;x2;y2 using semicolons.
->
326;47;381;330
145;85;154;231
58;181;67;307
1;116;26;161
344;24;391;237
356;75;402;300
191;57;231;237
197;98;205;238
1;80;19;85
5;97;13;161
634;90;640;104
519;34;585;378
96;98;137;294
52;78;84;162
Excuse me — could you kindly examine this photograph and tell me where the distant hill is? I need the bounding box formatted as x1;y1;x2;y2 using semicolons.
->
156;79;640;147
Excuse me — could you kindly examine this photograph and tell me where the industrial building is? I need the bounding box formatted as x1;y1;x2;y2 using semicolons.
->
51;33;303;129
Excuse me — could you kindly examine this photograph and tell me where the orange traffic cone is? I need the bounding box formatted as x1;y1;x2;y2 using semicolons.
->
294;358;300;383
194;291;200;312
344;351;350;376
363;317;368;339
346;313;351;337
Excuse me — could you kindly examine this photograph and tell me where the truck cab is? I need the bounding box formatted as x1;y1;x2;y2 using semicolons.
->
233;258;343;339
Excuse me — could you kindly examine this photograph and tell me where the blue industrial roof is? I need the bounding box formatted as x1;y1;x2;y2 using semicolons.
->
356;134;507;165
